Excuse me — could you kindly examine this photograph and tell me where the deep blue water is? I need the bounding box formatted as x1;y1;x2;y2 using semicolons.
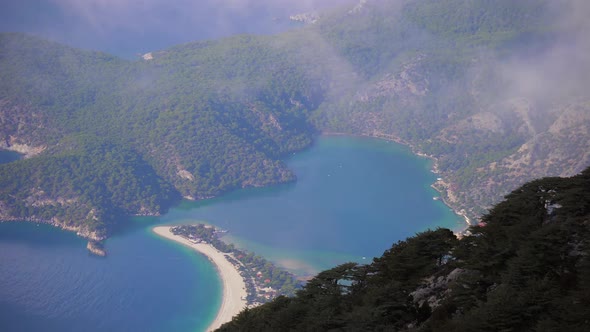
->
0;150;21;164
0;137;462;331
0;222;220;332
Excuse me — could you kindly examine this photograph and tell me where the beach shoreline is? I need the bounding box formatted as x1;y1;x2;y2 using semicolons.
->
152;226;247;332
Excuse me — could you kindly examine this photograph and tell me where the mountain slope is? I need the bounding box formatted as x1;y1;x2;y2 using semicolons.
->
0;135;177;240
0;32;320;238
306;0;590;220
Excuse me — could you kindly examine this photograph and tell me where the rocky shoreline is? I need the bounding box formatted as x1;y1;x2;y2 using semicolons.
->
86;240;107;256
0;215;107;255
1;133;476;254
0;141;45;158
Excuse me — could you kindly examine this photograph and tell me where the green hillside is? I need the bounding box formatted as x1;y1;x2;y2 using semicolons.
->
0;135;177;239
0;32;320;238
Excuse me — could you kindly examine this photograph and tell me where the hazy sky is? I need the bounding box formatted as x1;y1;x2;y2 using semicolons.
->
0;0;353;58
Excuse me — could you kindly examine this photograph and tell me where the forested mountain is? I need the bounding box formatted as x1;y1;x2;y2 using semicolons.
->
0;32;321;239
1;0;589;242
307;0;590;219
0;135;177;240
218;167;590;331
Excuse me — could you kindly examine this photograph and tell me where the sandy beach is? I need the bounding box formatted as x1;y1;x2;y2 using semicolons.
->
152;226;247;332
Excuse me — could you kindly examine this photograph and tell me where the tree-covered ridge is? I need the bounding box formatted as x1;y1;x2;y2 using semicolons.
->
218;168;590;331
0;135;177;239
0;31;321;236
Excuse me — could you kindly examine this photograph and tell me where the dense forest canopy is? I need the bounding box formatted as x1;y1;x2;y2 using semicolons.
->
0;0;588;240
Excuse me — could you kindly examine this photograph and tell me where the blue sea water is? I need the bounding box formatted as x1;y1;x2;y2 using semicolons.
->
0;137;462;331
0;150;21;164
0;222;220;332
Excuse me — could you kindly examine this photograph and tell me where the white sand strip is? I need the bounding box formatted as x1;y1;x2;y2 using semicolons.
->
152;226;247;332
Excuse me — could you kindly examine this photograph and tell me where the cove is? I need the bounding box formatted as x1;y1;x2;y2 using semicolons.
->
160;136;462;276
0;136;462;331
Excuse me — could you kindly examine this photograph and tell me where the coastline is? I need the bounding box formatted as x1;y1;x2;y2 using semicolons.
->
152;226;247;332
2;132;473;251
321;131;474;231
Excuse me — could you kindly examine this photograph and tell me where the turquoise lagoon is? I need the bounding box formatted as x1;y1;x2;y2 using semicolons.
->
0;136;462;331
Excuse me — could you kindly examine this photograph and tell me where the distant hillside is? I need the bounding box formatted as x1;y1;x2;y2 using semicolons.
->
1;0;589;244
0;32;321;240
218;167;590;331
306;0;590;220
